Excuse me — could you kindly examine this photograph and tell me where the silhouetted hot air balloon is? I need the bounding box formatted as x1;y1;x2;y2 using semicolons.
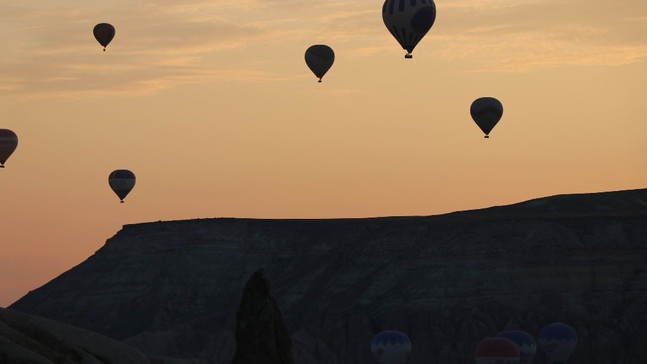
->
108;169;135;203
93;23;115;51
496;330;537;364
0;129;18;168
382;0;436;58
475;337;520;364
470;97;503;138
370;330;411;364
305;45;335;83
539;323;577;364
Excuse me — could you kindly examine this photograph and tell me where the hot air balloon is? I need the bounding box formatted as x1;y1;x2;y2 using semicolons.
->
108;169;135;203
470;97;503;138
370;330;411;364
539;323;577;364
475;337;520;364
0;129;18;168
305;45;335;83
382;0;436;58
93;23;115;51
496;330;536;364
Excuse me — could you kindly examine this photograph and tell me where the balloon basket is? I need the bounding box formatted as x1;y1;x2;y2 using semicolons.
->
120;200;124;203
484;135;490;138
0;165;4;168
405;53;413;59
318;79;322;83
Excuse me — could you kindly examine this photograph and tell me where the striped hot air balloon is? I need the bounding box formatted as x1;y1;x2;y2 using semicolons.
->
382;0;436;58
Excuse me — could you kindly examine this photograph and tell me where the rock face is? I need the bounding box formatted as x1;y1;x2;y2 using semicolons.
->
9;188;647;363
230;269;293;364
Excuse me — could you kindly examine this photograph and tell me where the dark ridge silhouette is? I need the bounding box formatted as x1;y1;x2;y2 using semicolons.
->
231;269;293;364
9;188;647;363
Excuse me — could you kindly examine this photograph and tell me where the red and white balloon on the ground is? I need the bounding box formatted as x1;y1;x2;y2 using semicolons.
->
475;337;520;364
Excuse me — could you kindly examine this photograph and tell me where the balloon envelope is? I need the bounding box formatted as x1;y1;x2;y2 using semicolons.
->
475;337;520;364
108;169;136;203
370;330;411;364
496;330;536;364
0;129;18;168
382;0;436;58
538;323;577;363
470;97;503;138
93;23;115;50
305;45;335;82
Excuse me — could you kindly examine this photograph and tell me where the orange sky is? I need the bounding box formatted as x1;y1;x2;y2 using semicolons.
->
1;0;646;307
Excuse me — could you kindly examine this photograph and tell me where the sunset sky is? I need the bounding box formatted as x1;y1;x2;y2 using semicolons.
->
1;0;646;307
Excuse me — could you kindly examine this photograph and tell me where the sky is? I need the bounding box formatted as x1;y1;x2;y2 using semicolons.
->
1;0;646;307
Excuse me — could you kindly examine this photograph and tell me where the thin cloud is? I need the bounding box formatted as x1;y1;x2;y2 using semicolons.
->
1;0;645;96
433;0;647;71
0;2;284;97
0;53;292;98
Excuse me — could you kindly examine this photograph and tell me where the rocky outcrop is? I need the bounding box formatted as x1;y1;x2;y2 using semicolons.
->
9;188;647;363
230;269;293;364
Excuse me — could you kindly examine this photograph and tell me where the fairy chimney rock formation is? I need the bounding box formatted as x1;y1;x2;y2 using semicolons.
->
230;269;294;364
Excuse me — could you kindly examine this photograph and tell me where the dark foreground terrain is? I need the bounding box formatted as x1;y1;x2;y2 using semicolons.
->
0;307;207;364
9;188;647;363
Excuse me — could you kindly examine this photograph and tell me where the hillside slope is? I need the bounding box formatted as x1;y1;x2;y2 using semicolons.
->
0;308;208;364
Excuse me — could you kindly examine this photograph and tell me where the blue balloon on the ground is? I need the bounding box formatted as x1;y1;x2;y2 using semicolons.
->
539;322;577;363
370;330;411;364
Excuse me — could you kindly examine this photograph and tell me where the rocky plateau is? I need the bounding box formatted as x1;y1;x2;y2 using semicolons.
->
9;188;647;363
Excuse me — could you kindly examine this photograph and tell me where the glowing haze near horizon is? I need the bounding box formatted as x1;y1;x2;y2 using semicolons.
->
1;0;646;306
